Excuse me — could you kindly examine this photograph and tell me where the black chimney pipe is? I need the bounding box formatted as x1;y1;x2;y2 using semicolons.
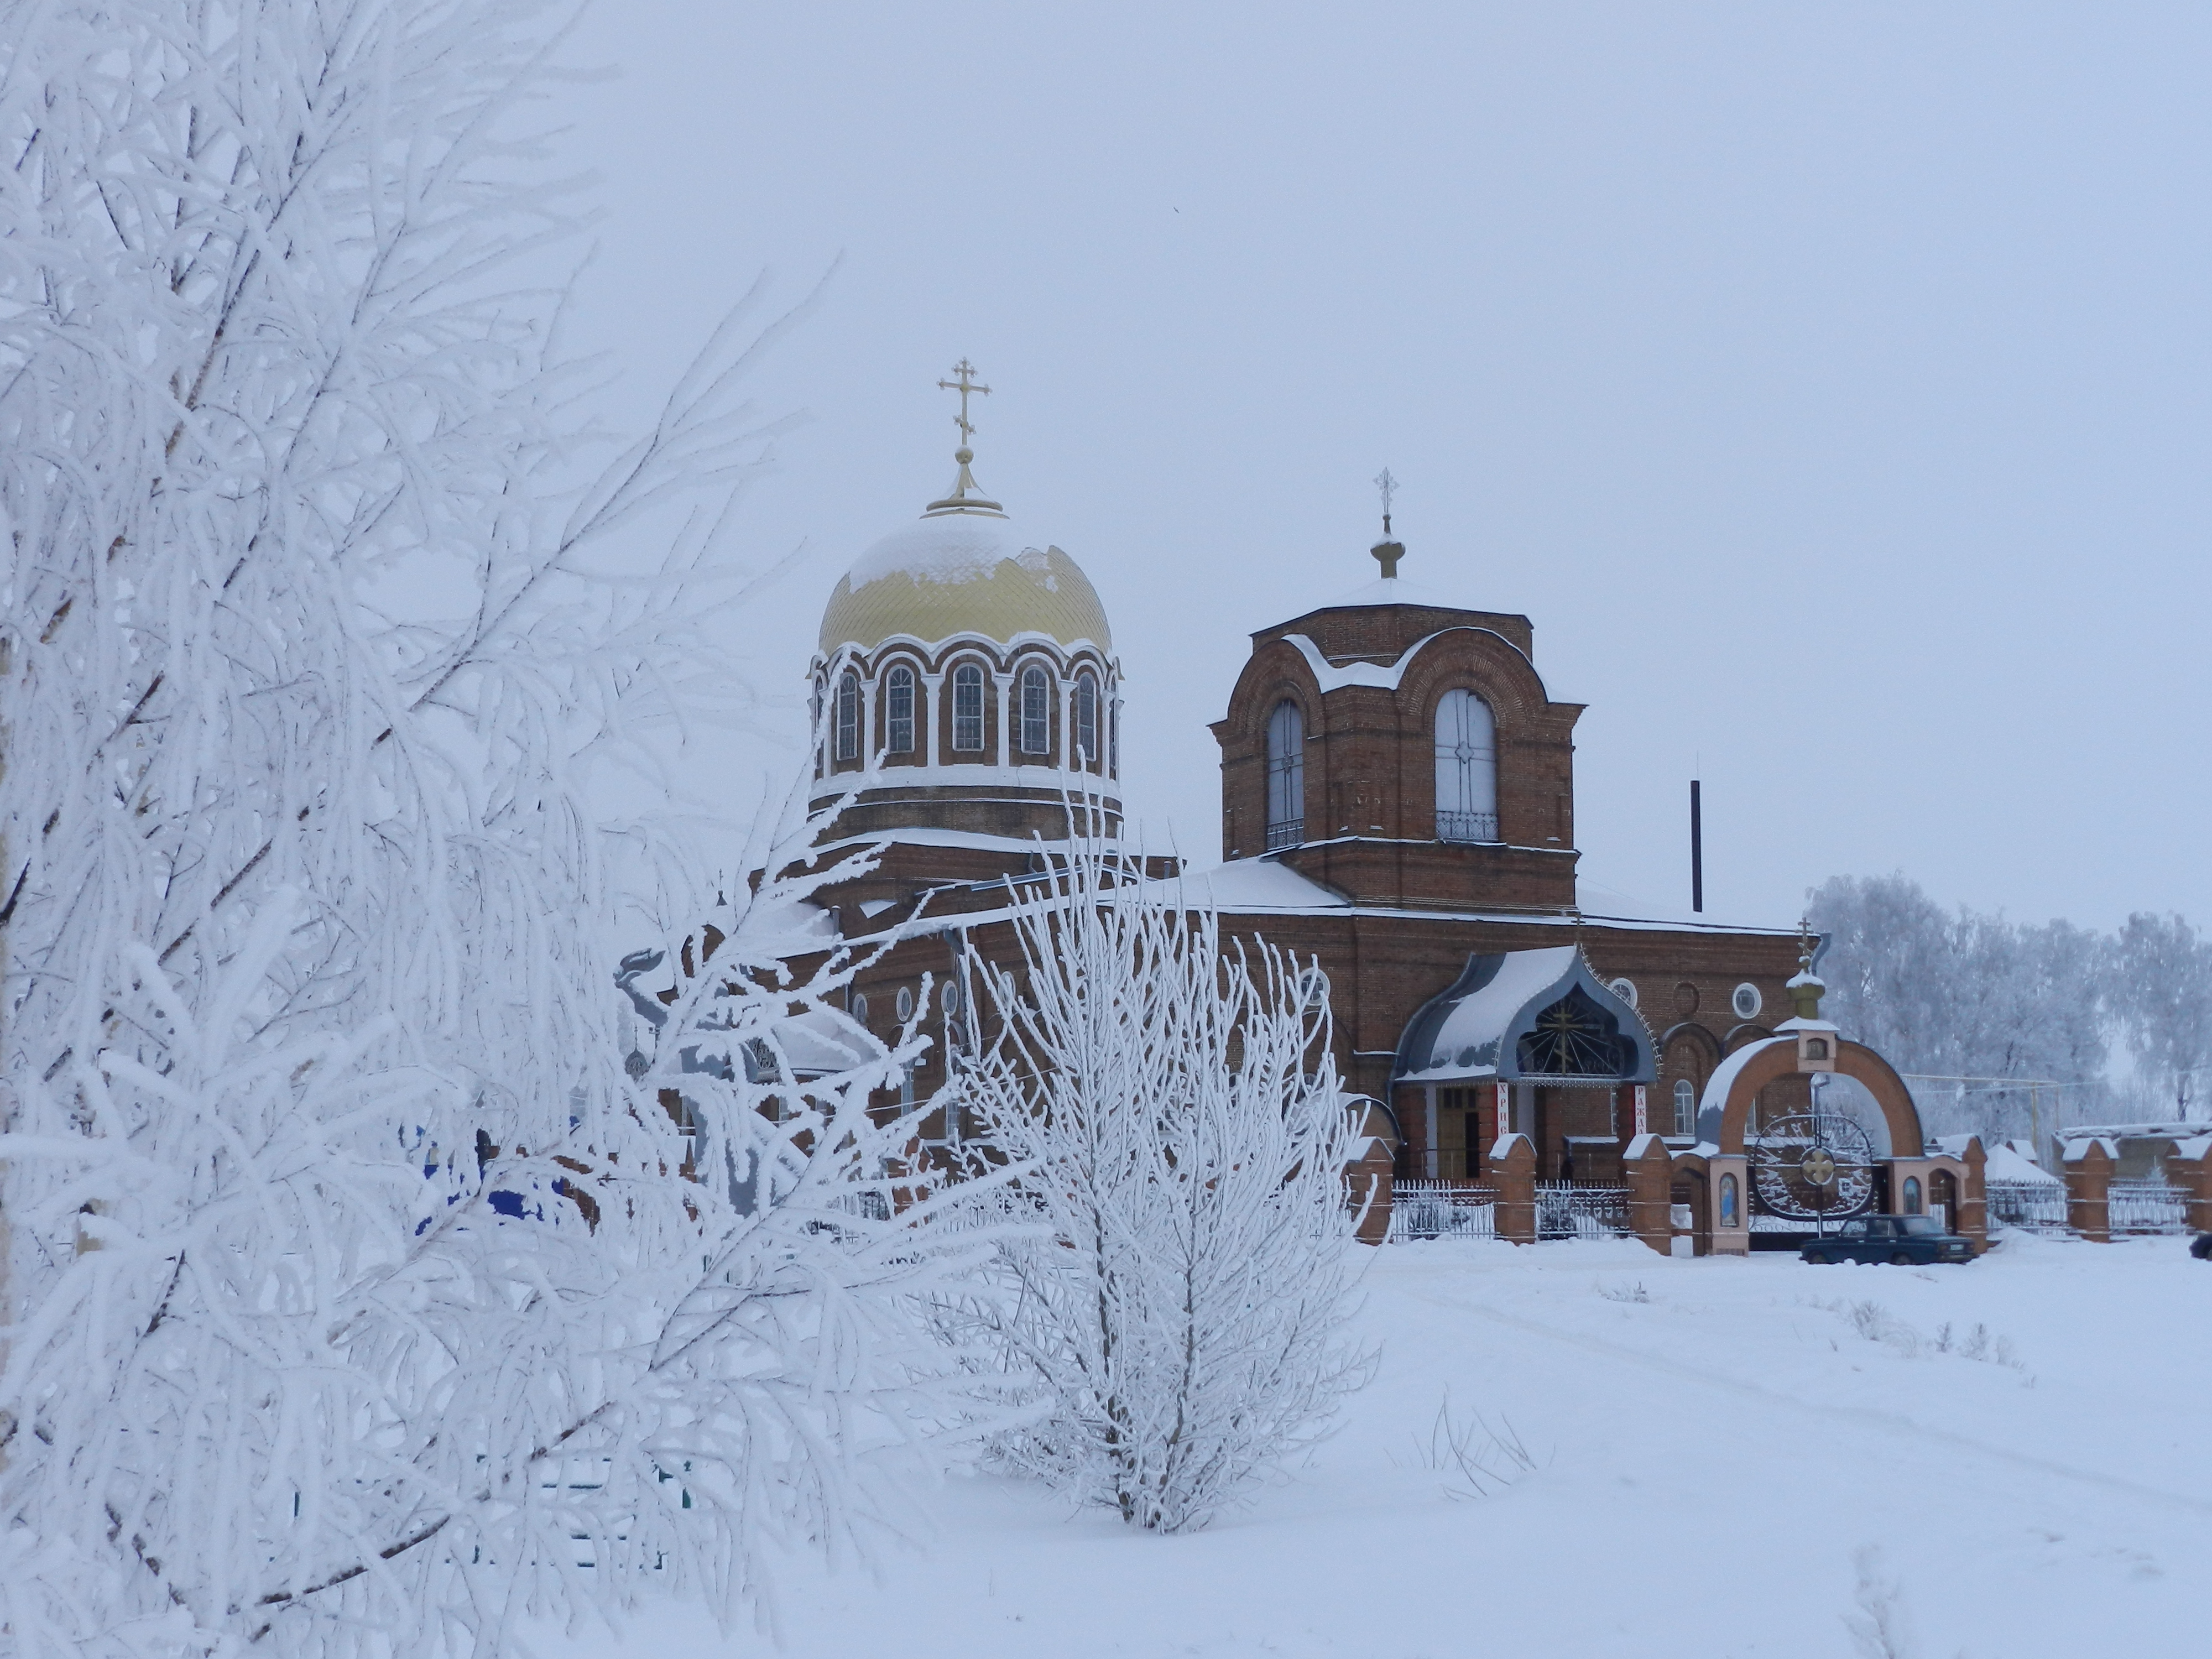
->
1690;779;1704;914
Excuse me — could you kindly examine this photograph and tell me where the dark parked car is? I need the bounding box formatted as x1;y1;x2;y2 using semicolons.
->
1800;1215;1974;1266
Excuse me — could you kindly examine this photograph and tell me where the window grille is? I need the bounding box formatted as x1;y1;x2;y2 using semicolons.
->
1020;666;1051;755
1265;700;1304;847
834;672;859;761
952;663;984;751
1075;673;1099;766
1434;688;1498;841
886;665;915;753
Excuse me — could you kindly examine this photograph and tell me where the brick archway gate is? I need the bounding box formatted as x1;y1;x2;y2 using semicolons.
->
1690;1035;1987;1256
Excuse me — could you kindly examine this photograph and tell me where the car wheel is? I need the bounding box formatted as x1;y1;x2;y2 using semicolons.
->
1889;1252;1912;1266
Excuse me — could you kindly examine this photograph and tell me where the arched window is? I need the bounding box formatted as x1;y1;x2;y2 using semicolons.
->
834;671;860;762
1265;700;1304;850
1672;1078;1697;1136
1074;672;1099;768
1902;1176;1923;1216
952;662;984;752
1020;665;1051;755
1434;688;1498;842
886;664;915;754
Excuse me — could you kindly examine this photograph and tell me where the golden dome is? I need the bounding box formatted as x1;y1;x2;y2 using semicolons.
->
818;513;1113;655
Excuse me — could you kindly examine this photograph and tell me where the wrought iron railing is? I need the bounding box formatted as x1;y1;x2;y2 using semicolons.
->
1437;810;1499;844
1986;1178;2068;1232
1535;1181;1630;1239
1265;817;1303;852
1387;1180;1498;1242
2108;1178;2190;1235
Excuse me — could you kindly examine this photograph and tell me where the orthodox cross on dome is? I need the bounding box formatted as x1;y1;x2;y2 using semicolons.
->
1374;467;1398;535
924;357;1006;518
938;358;992;455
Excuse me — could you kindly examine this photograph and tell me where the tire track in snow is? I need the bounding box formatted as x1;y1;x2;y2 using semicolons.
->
1404;1284;2212;1519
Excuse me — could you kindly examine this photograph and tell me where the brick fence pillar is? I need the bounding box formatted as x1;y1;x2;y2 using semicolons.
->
1624;1133;1673;1256
1347;1138;1395;1247
1956;1136;1989;1254
2168;1135;2212;1235
2063;1137;2114;1243
1490;1133;1536;1245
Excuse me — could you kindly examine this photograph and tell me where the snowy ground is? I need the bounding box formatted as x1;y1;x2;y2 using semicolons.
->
554;1233;2208;1658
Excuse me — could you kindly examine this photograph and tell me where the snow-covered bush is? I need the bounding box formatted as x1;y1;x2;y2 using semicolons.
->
0;2;984;1652
937;831;1375;1533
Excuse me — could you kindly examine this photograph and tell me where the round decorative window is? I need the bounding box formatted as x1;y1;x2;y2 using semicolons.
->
1297;967;1330;1010
850;992;869;1024
895;986;915;1022
1731;983;1762;1020
1607;977;1637;1009
941;982;962;1015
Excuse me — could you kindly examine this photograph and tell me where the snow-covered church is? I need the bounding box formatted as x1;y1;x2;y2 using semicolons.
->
792;368;1987;1256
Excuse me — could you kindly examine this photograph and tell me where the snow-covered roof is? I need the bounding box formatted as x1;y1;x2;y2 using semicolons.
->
1277;624;1543;698
772;1006;878;1077
818;512;1111;654
1308;573;1464;613
1153;857;1349;911
1980;1142;2060;1185
1394;946;1653;1086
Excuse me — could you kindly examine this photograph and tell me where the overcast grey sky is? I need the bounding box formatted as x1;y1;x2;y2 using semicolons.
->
554;3;2212;933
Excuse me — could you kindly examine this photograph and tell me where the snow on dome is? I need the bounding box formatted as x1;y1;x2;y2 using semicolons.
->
818;513;1113;654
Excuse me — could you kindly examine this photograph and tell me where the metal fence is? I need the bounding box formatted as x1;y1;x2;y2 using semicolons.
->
1986;1178;2069;1233
1535;1181;1630;1240
2108;1178;2191;1236
1388;1180;1498;1242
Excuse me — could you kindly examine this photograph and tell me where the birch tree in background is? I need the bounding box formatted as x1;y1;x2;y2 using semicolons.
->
0;2;980;1653
940;836;1375;1534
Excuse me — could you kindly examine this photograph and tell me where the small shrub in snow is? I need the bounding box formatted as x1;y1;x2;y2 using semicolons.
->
1408;1394;1543;1502
937;830;1376;1533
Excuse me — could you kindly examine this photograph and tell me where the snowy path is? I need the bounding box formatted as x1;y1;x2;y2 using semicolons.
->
551;1235;2209;1658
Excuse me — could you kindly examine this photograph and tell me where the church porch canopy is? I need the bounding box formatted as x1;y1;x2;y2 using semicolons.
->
1392;945;1655;1089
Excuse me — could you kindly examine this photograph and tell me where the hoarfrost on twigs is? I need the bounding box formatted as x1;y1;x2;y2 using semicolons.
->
0;1;994;1653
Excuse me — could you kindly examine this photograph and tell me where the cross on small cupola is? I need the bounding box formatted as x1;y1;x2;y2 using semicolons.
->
1370;467;1406;579
925;357;1005;517
1783;915;1838;1074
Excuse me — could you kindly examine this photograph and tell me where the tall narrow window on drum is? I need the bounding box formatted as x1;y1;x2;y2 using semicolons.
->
834;670;860;761
1265;699;1304;850
1074;672;1099;768
1020;665;1051;755
885;664;916;754
1434;688;1498;842
952;662;984;752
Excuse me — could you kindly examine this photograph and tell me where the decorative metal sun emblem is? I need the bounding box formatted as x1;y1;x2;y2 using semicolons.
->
1515;989;1631;1078
1747;1110;1875;1223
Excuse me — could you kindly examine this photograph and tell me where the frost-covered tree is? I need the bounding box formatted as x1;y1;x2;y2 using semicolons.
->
1808;874;2110;1138
0;2;979;1653
939;833;1375;1534
2107;912;2212;1121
